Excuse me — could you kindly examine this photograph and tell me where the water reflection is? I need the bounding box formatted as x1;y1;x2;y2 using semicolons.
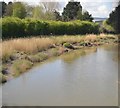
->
61;47;97;63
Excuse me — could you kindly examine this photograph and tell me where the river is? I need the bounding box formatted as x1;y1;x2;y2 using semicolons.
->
2;45;118;106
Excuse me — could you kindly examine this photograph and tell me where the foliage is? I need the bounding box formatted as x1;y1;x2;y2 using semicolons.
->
107;1;120;33
62;1;82;21
2;17;99;38
32;5;44;19
24;18;49;35
4;2;13;16
2;17;25;38
0;2;7;17
54;10;62;21
62;2;93;22
100;20;115;33
1;1;94;22
82;11;93;22
12;2;26;19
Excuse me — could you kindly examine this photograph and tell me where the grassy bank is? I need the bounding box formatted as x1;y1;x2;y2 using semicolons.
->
0;34;118;83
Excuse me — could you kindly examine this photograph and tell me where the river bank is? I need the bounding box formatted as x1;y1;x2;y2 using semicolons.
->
0;34;119;83
2;43;118;106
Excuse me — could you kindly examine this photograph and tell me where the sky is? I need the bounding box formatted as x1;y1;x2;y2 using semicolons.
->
0;0;118;18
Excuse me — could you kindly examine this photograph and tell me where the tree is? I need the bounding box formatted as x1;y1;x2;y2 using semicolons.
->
40;2;60;12
82;11;93;22
12;2;26;19
62;1;82;21
40;2;61;20
4;2;13;16
54;10;62;21
32;5;44;19
0;2;2;17
0;2;7;17
107;1;120;33
77;8;83;20
24;4;33;18
44;11;56;20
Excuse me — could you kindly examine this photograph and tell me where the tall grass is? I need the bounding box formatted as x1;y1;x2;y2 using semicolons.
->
1;37;54;62
53;35;84;44
1;34;117;62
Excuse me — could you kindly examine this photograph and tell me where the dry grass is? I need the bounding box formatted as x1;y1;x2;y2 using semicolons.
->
98;33;118;40
98;33;108;39
1;34;117;62
3;38;54;53
54;35;84;44
1;41;14;62
10;59;33;76
1;38;54;61
84;34;97;42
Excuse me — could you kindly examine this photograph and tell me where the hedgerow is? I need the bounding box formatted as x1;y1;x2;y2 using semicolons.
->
2;17;99;39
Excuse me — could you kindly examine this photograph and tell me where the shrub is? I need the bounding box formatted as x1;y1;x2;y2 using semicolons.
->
100;20;115;34
24;19;49;35
2;17;25;39
2;17;99;39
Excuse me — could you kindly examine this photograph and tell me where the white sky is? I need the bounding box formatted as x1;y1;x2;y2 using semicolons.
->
0;0;118;18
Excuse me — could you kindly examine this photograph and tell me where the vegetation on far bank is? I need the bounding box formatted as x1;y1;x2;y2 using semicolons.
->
0;34;118;83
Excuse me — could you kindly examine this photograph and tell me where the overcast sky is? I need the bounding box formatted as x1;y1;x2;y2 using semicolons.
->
0;0;118;18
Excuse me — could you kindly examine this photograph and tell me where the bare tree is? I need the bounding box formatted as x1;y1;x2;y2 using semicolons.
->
38;1;61;20
32;5;44;19
40;1;61;12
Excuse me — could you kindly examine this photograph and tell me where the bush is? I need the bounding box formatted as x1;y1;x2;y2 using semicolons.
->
24;19;49;35
100;20;115;34
2;17;25;39
2;17;99;39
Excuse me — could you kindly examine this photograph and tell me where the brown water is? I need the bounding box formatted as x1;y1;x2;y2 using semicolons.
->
2;45;118;106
